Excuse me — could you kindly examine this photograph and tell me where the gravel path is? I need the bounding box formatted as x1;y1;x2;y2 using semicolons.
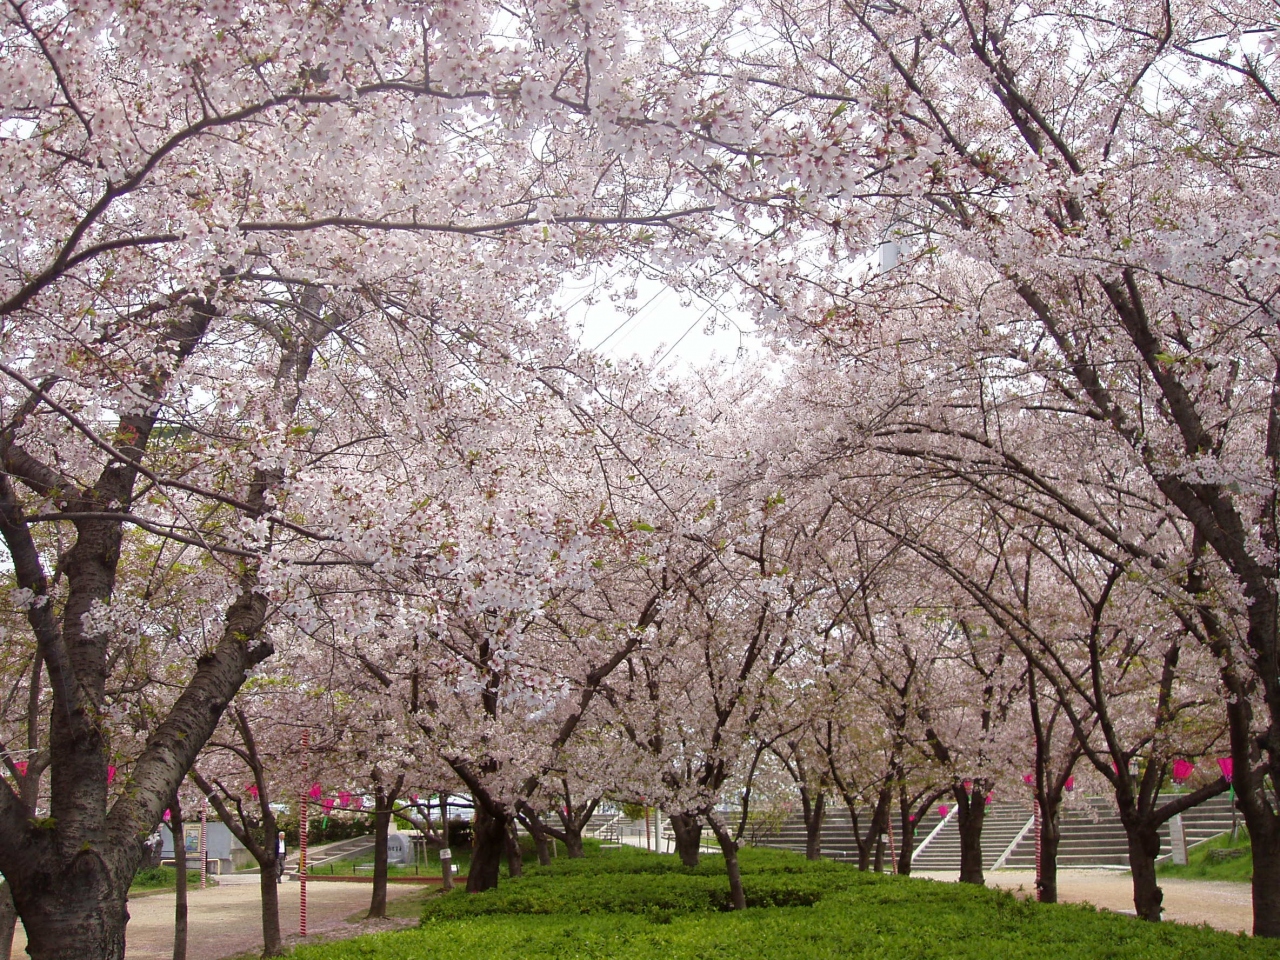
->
12;877;421;960
916;868;1254;933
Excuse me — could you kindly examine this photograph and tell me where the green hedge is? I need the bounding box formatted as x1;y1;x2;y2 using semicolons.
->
291;846;1276;960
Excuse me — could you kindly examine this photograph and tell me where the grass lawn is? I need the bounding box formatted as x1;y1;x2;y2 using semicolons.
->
292;845;1279;960
1159;832;1253;883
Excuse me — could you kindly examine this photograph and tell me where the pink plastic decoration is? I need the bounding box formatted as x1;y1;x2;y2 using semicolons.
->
107;764;116;784
163;809;171;822
352;796;364;811
1023;774;1034;785
247;783;259;799
1064;776;1075;792
14;761;27;777
984;792;992;805
1172;759;1194;784
938;805;949;818
339;791;352;808
962;779;972;792
308;782;323;800
1217;758;1233;783
322;798;336;814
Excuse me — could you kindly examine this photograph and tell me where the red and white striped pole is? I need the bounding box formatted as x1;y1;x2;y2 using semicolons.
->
299;729;309;937
199;804;208;889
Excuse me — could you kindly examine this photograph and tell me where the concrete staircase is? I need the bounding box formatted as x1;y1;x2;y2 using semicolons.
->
754;793;1239;871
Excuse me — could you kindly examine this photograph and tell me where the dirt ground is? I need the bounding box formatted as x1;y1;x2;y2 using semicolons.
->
12;876;422;960
916;868;1254;934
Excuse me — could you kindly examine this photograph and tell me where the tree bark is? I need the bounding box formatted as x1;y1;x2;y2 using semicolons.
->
706;812;745;911
257;866;282;956
466;806;507;893
895;805;914;877
1038;804;1061;905
0;881;17;960
800;788;825;861
504;819;523;878
171;797;188;960
668;813;702;867
367;781;392;919
1125;824;1164;922
954;783;988;885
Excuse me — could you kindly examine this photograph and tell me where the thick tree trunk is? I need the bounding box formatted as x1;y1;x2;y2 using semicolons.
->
669;813;702;867
563;826;585;858
1125;824;1164;922
895;807;914;877
258;865;283;956
533;830;552;866
1038;800;1062;904
0;881;16;960
466;806;507;893
801;790;825;861
13;861;131;960
367;783;392;919
955;786;987;885
706;814;745;911
1252;826;1280;939
172;799;188;960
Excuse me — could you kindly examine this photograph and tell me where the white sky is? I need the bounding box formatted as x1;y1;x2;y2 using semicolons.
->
564;271;760;373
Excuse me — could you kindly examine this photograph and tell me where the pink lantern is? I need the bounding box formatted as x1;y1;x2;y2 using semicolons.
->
339;791;352;808
1064;776;1075;792
984;792;992;805
909;814;916;823
1217;758;1233;783
1172;759;1194;784
1022;774;1034;785
107;764;116;784
308;782;323;800
163;809;171;822
938;804;949;818
322;798;336;814
247;783;259;799
962;779;972;792
14;761;27;777
352;796;364;811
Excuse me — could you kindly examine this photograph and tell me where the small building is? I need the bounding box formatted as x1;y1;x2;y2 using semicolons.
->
160;821;255;874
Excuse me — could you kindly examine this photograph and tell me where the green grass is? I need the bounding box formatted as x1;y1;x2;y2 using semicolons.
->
1159;831;1253;883
288;846;1278;960
129;865;211;892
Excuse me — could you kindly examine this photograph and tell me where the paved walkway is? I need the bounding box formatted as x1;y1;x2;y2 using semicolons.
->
12;878;420;960
916;868;1254;934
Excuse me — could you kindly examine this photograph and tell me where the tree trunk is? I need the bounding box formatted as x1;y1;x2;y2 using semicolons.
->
706;813;745;911
367;782;392;920
13;877;130;960
504;819;523;878
955;785;987;885
1125;824;1164;922
873;834;885;873
258;864;283;957
895;807;914;877
172;798;188;960
801;790;825;861
668;813;702;868
532;831;551;866
1252;824;1280;938
466;806;507;893
0;881;17;960
1038;799;1062;904
563;826;585;858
